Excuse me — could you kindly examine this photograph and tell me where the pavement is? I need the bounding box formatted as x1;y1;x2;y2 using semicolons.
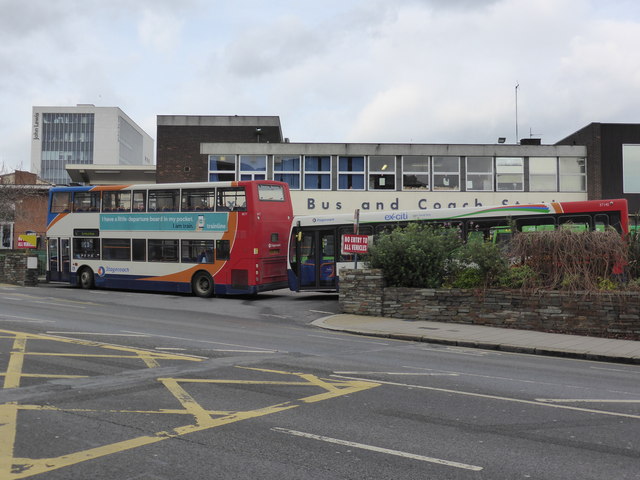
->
312;314;640;365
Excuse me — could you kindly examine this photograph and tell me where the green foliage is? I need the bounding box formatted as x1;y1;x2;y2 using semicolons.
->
454;237;509;287
597;277;618;291
366;223;462;288
627;229;640;280
497;264;538;289
366;223;634;292
448;267;483;288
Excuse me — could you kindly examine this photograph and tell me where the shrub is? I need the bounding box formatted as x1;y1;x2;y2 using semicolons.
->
366;223;462;288
497;264;538;289
448;267;483;288
454;237;509;287
507;228;628;291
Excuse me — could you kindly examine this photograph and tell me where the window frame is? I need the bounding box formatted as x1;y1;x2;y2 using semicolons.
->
465;156;493;191
402;155;430;191
432;156;460;191
368;155;396;190
239;155;267;181
559;157;587;192
496;157;524;192
529;157;558;192
303;155;332;190
273;154;301;190
208;155;236;182
338;156;365;191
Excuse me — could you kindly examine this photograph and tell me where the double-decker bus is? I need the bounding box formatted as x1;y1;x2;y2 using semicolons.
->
288;199;630;292
46;180;293;297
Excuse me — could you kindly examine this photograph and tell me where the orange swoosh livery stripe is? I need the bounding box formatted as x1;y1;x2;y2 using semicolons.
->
138;212;239;284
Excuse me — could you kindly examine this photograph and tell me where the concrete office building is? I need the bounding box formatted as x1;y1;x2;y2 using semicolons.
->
31;105;154;185
157;115;640;216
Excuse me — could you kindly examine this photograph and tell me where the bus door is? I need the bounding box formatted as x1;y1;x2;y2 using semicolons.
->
47;237;71;282
297;229;337;290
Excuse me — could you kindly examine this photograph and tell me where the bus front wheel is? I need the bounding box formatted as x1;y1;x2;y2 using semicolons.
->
78;267;95;290
192;271;214;298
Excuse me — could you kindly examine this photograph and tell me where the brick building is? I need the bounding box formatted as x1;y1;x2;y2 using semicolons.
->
0;171;50;250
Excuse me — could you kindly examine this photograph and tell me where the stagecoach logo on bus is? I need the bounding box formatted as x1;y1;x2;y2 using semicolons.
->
99;213;228;232
97;266;130;277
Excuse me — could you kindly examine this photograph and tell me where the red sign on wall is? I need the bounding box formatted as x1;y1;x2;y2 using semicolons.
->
341;234;369;254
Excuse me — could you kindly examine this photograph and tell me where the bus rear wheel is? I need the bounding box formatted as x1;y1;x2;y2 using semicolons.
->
78;267;95;290
192;271;214;298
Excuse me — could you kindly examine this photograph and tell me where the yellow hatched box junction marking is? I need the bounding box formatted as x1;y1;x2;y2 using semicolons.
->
0;329;379;479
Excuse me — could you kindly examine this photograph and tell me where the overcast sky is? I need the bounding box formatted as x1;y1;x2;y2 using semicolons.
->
2;0;640;172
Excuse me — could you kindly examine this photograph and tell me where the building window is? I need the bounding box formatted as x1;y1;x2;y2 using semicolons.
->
208;155;236;182
1;223;13;249
496;157;524;191
274;155;301;190
466;157;493;191
432;156;460;191
623;145;640;193
559;157;586;192
529;157;557;191
402;156;429;190
304;156;331;190
338;156;365;190
368;156;395;190
239;155;267;181
41;112;94;185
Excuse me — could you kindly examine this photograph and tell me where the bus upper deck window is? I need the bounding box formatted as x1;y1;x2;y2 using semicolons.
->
51;192;71;213
218;187;246;211
103;191;131;212
148;190;179;212
73;191;101;212
133;191;146;211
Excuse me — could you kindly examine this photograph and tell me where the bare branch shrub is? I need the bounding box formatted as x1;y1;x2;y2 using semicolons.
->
507;228;627;292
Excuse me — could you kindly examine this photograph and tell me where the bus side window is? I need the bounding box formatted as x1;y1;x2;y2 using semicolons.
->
217;187;247;212
51;192;71;213
132;191;146;212
132;239;146;261
73;191;100;212
216;239;230;260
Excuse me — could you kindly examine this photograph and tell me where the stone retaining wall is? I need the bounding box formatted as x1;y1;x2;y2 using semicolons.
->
338;269;640;340
0;252;39;286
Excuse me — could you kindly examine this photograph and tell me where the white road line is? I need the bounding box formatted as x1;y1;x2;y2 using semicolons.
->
536;399;640;403
121;330;282;352
307;334;388;345
0;315;55;324
331;375;640;420
591;366;639;374
334;371;458;376
46;332;147;337
272;427;483;471
309;310;336;314
416;346;492;356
